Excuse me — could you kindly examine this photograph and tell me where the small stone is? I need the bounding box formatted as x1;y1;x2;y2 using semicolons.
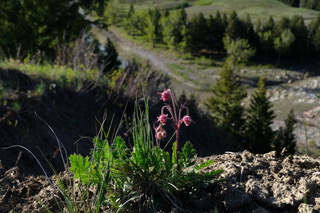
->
298;203;315;213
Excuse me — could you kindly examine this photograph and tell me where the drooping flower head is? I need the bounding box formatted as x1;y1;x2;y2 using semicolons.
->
159;89;171;102
181;115;192;126
157;114;169;125
156;129;167;139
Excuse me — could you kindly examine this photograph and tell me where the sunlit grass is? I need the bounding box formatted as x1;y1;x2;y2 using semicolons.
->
193;0;212;6
185;0;319;24
0;60;101;86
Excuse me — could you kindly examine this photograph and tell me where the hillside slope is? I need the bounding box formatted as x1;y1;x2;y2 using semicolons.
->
1;150;319;212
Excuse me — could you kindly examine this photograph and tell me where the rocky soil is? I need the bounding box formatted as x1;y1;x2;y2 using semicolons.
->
1;151;320;212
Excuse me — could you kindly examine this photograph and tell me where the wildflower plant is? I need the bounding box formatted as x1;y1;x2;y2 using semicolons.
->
68;90;223;212
155;88;193;164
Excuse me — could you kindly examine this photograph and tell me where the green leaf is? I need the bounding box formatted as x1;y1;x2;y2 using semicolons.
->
204;169;224;177
69;154;91;184
194;159;214;171
172;142;178;165
113;136;127;159
179;141;196;168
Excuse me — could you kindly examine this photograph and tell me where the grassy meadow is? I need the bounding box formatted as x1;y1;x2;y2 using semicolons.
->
117;0;320;24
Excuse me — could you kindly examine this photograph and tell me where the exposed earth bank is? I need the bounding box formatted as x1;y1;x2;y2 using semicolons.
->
1;150;319;213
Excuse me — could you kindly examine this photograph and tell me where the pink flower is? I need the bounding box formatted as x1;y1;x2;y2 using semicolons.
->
156;130;167;139
181;115;192;126
157;114;169;125
159;89;171;102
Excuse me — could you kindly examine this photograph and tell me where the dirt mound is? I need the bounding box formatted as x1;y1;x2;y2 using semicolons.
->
201;150;320;212
1;151;319;213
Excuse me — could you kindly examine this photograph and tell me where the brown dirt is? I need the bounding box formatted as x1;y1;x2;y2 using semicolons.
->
1;150;320;213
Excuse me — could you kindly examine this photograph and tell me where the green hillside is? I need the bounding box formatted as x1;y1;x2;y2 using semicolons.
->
186;0;320;23
119;0;320;23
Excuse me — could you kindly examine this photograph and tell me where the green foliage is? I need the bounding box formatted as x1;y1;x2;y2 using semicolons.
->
300;0;320;10
185;12;208;53
206;65;247;149
273;28;295;62
161;8;187;50
273;109;297;156
207;12;226;54
277;0;300;7
0;61;103;89
243;77;276;154
69;98;223;212
145;8;163;47
97;38;121;74
223;36;256;70
35;81;46;97
0;0;107;61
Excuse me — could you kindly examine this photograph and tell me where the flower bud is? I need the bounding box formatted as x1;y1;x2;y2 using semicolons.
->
181;115;192;126
159;89;171;102
156;130;167;139
157;114;169;125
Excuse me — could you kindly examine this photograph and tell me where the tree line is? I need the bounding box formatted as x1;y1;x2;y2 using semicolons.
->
278;0;320;11
107;4;320;64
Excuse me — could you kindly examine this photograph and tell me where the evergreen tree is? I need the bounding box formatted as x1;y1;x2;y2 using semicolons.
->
206;64;247;149
124;4;138;36
225;11;243;40
98;38;121;74
263;16;276;34
308;14;320;53
273;28;295;63
162;8;187;50
145;8;162;47
207;12;225;54
275;17;291;36
186;12;208;54
243;14;259;48
223;36;256;71
273;109;297;156
257;16;275;57
244;77;275;154
289;15;309;58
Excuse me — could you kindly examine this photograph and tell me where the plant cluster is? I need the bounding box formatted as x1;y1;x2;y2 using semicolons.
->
68;90;223;212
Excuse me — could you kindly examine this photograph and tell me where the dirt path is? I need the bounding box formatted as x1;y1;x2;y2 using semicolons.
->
96;27;197;90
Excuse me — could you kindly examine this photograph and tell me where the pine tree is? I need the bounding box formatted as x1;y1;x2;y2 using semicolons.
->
186;12;208;54
273;109;297;156
223;36;256;71
273;28;295;63
308;14;320;54
244;77;275;154
289;15;309;58
206;64;247;149
225;11;240;40
145;8;162;47
124;4;138;36
98;38;121;74
207;12;225;54
162;8;187;50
